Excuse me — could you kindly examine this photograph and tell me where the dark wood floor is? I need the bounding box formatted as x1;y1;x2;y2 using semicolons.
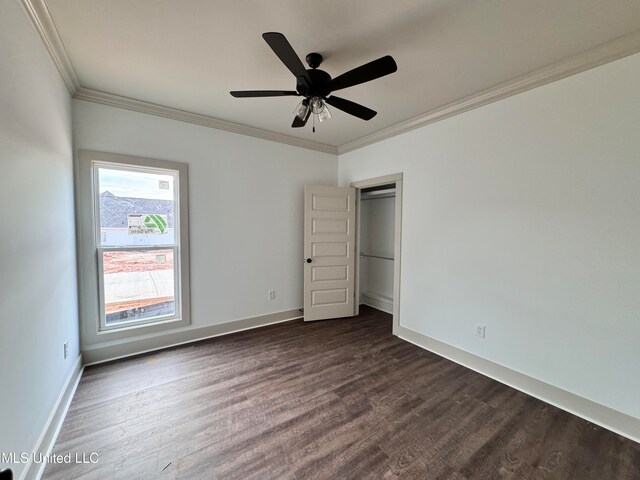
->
44;306;640;479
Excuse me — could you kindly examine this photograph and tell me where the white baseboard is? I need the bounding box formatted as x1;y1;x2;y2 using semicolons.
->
360;291;394;314
83;308;303;365
22;355;84;480
396;325;640;444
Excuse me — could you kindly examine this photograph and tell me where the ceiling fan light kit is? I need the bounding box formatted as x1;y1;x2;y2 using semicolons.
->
316;102;331;123
230;32;397;132
294;99;309;119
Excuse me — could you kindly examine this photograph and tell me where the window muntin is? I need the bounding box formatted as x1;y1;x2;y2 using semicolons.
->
94;162;182;330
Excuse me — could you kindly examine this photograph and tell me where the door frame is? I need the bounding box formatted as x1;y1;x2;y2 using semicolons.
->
351;173;403;335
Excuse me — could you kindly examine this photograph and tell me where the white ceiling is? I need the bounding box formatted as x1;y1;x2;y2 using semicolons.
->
45;0;640;147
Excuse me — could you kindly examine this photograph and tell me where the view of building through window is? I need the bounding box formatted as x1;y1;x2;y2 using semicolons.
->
96;165;179;327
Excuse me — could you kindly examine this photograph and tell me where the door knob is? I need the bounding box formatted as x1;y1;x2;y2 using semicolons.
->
305;258;312;263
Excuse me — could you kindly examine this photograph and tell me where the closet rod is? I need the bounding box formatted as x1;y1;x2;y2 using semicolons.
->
360;253;394;261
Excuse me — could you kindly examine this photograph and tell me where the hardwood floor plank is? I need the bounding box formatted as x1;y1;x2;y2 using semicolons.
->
43;306;640;479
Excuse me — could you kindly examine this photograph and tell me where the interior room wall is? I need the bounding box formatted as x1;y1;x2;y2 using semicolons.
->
339;52;640;420
359;195;395;312
0;2;80;479
72;100;337;355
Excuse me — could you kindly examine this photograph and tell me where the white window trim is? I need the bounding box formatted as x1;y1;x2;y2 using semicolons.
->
76;150;191;342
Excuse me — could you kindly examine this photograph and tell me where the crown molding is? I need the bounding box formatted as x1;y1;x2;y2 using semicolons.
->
338;29;640;155
20;0;640;156
73;87;339;155
22;0;336;154
20;0;80;93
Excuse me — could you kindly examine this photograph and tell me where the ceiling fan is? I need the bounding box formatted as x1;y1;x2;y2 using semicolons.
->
230;32;397;131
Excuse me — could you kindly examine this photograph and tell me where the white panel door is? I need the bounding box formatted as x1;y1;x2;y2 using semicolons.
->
304;185;356;321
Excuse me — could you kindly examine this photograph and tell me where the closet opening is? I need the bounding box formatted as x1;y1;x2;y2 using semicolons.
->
351;174;403;334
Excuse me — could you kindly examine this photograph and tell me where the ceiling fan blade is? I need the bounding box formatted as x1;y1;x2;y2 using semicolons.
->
230;90;299;98
325;96;377;120
328;55;397;92
262;32;311;83
292;108;311;128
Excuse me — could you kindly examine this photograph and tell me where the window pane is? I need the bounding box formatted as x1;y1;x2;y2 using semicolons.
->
103;249;175;326
98;167;176;246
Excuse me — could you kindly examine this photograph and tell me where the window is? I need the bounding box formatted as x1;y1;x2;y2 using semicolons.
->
77;151;190;335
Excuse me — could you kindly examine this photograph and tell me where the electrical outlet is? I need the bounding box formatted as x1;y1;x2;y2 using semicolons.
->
475;325;486;338
63;341;69;359
268;290;276;300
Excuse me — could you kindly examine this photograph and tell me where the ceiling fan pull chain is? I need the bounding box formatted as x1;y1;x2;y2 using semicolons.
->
313;113;316;133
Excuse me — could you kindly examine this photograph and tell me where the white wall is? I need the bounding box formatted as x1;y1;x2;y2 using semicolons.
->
73;100;337;351
0;2;79;478
359;196;395;303
340;53;640;420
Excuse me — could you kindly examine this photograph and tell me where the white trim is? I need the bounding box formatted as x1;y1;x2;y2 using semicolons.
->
360;291;393;314
392;180;403;336
353;188;361;317
19;0;80;93
73;88;339;155
351;173;404;189
22;355;84;480
18;0;336;155
397;325;640;444
83;308;303;365
76;150;192;347
338;30;640;154
20;0;640;156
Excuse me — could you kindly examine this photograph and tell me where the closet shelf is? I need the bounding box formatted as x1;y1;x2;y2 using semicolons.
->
360;193;395;201
360;253;394;261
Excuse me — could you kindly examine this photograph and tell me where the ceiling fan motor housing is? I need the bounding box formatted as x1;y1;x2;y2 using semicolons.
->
297;68;332;98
